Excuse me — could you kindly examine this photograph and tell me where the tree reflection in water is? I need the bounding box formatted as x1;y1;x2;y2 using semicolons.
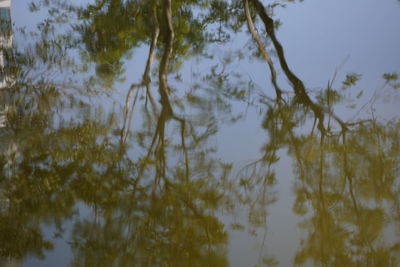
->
0;0;399;266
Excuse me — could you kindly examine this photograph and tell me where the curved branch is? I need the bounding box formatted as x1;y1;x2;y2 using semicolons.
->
249;0;351;133
158;0;175;117
143;8;160;111
243;0;282;100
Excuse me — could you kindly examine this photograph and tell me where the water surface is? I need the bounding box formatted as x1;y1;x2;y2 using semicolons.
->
1;0;400;266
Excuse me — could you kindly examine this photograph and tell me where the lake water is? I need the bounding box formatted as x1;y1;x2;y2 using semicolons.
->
1;0;400;266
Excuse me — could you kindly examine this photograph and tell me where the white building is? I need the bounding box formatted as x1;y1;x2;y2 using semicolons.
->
0;0;11;8
0;0;12;48
0;0;12;127
1;0;13;89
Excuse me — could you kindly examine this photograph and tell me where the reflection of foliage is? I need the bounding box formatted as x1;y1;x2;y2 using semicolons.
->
238;1;400;266
249;35;400;264
1;1;239;265
71;167;228;267
289;120;400;267
32;0;248;87
1;67;230;265
1;0;400;266
0;210;54;259
251;94;400;266
384;72;400;89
